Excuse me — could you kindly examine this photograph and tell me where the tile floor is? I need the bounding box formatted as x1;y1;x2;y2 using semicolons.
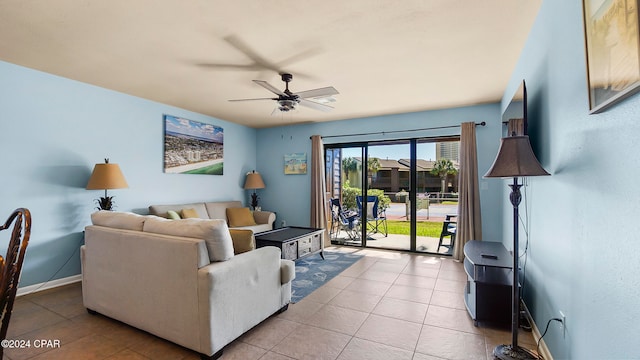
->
5;246;538;360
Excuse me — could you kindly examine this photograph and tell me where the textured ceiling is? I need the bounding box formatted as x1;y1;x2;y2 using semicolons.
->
0;1;541;128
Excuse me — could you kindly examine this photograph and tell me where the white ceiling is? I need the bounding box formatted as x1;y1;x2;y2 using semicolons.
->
0;1;541;128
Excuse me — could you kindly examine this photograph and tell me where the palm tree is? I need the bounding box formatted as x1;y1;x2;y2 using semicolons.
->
430;159;458;195
342;157;359;186
367;157;380;187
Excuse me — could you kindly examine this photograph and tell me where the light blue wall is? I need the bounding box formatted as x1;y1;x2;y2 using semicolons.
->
256;104;505;242
503;1;640;358
0;61;258;288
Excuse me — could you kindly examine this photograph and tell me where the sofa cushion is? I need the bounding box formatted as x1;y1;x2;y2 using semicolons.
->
91;211;147;231
233;223;272;233
226;207;257;227
204;201;242;221
167;210;181;220
143;217;234;262
181;208;199;219
148;203;209;219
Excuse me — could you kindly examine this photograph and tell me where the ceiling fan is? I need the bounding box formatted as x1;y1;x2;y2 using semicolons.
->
229;73;339;113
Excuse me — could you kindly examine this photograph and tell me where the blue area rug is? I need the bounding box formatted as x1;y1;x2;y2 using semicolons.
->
291;251;363;303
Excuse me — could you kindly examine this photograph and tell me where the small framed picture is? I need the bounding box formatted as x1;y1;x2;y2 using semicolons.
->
284;153;307;174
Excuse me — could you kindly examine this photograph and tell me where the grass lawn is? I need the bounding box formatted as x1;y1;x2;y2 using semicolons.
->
183;163;224;175
386;220;443;237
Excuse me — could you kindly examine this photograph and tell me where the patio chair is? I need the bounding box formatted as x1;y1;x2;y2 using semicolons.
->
0;208;31;355
329;198;360;241
356;195;388;237
438;214;457;253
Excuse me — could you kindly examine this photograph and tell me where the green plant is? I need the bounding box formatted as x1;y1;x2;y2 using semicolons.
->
341;183;360;210
367;189;390;211
95;196;114;211
341;184;391;212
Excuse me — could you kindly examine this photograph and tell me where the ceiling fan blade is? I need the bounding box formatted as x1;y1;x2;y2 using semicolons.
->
224;35;279;72
197;63;262;71
294;86;339;99
299;98;334;112
228;97;277;102
253;80;286;96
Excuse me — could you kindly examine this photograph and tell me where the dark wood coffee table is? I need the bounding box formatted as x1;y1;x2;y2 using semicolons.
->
255;226;324;261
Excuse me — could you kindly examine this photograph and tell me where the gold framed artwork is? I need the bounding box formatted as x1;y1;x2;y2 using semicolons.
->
284;153;307;174
583;0;640;113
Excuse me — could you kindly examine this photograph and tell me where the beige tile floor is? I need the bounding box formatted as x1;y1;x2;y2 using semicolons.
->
5;246;538;360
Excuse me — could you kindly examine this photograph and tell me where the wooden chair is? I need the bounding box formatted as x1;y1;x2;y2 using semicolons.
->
0;208;31;353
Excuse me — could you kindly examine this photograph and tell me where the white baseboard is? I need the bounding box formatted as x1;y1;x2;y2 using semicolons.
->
522;302;553;360
16;275;82;297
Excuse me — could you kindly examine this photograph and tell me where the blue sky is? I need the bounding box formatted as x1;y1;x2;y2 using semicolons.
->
342;143;436;161
165;115;224;143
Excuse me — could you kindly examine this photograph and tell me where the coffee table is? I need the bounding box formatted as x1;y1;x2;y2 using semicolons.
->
254;226;324;261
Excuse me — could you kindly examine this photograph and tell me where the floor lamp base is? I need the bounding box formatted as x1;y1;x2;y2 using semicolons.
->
493;344;537;360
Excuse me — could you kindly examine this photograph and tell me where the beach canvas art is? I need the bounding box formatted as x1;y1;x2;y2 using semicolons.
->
164;115;224;175
284;153;307;174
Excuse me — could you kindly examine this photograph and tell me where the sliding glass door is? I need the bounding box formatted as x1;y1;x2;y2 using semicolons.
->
364;142;411;251
326;137;460;255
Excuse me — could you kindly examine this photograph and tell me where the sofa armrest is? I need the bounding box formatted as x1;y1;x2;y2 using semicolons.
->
280;259;295;284
197;246;288;354
253;211;275;226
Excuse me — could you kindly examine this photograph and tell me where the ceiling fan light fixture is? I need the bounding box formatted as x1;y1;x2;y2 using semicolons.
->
230;73;337;114
277;99;298;112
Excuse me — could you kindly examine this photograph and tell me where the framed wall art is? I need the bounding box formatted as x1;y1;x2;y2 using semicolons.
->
583;0;640;113
284;153;307;174
163;115;224;175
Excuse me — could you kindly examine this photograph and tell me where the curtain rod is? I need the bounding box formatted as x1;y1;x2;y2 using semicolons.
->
313;121;485;140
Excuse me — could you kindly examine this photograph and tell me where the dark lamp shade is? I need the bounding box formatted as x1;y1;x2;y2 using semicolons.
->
484;136;550;178
86;163;129;190
243;171;265;190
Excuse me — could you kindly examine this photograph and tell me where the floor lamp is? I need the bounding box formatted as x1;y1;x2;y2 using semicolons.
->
484;136;549;360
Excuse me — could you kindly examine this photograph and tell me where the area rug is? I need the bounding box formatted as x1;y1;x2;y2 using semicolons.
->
291;251;363;303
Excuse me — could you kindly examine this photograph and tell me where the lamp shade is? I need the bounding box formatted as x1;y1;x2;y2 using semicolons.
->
484;136;550;178
86;162;129;190
243;171;265;190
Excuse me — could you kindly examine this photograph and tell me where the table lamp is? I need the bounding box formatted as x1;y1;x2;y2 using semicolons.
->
243;170;265;210
86;158;129;211
484;136;549;360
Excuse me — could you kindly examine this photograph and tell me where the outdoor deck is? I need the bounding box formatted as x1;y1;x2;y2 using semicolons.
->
331;202;457;255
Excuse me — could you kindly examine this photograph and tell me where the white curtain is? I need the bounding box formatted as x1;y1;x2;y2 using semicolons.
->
454;122;482;261
310;135;329;245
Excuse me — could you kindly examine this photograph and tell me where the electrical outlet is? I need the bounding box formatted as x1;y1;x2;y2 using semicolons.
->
559;311;566;338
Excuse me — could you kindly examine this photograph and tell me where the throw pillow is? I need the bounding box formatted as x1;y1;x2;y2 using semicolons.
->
226;207;257;227
229;229;255;254
167;210;181;220
181;208;199;218
201;219;235;262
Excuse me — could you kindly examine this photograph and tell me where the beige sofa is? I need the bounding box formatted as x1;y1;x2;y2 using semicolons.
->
81;211;294;360
149;200;275;233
